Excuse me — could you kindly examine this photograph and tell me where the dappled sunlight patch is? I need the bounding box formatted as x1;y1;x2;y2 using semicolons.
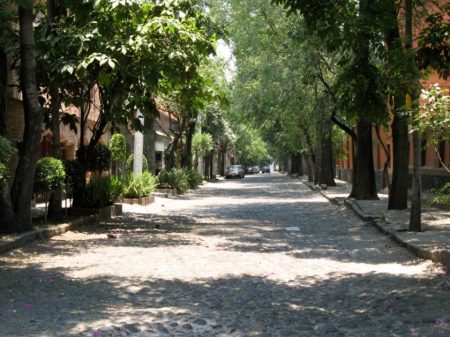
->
31;241;436;283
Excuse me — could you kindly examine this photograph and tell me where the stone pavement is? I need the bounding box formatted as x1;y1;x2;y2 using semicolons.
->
0;173;449;337
303;178;450;269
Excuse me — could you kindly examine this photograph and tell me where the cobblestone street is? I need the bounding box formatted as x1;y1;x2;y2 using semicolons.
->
0;173;449;337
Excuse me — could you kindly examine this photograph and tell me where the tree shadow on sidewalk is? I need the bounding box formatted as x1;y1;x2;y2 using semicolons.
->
0;263;449;336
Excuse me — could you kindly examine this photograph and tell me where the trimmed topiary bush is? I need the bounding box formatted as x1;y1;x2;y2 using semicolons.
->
122;172;158;198
34;157;66;193
34;157;66;220
125;154;148;173
109;134;127;161
110;134;127;177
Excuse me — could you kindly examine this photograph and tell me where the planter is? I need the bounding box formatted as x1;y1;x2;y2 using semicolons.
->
154;188;177;197
121;195;155;206
71;204;123;220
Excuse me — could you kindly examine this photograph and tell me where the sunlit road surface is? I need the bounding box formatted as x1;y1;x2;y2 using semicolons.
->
0;173;449;337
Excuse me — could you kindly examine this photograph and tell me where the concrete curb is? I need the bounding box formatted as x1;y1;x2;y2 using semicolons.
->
0;215;99;255
302;180;450;270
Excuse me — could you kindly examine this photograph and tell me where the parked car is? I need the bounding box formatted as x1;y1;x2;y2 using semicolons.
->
225;165;245;179
252;166;260;174
262;165;270;173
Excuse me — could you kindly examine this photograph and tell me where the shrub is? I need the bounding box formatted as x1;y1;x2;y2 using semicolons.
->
0;136;17;184
429;182;450;206
0;136;16;161
64;160;84;187
86;144;111;172
156;170;172;189
109;134;127;161
125;154;148;173
34;157;66;193
185;169;203;189
0;163;10;184
122;171;158;198
84;175;122;208
157;168;189;194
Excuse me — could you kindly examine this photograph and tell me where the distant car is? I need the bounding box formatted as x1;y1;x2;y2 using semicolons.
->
262;165;270;173
225;165;245;179
252;166;260;174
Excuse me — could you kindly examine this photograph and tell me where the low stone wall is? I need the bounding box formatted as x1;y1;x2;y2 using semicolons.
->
71;204;123;220
0;215;98;254
153;189;177;198
121;195;155;206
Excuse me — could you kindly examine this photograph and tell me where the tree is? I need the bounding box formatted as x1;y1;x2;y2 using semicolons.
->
271;0;391;199
405;0;421;232
218;0;342;185
0;0;46;233
45;0;65;220
192;133;214;171
34;0;217;206
415;84;450;168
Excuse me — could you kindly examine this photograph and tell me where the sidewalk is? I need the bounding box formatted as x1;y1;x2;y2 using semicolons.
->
303;178;450;270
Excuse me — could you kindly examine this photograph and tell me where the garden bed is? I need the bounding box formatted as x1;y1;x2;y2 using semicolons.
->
154;188;177;196
121;195;155;206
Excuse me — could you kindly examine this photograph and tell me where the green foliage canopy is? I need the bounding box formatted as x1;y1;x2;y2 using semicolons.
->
192;133;214;158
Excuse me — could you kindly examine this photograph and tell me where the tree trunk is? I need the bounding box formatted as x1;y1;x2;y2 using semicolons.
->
349;119;378;199
388;111;409;209
410;129;421;231
319;118;336;186
47;0;63;219
0;46;7;136
73;103;88;208
405;0;421;231
304;154;314;182
4;1;45;232
220;151;226;176
315;112;335;186
166;121;185;170
47;81;63;219
144;117;156;174
348;0;379;200
182;122;196;168
0;184;14;232
209;150;214;179
203;153;209;179
384;0;409;210
290;154;298;175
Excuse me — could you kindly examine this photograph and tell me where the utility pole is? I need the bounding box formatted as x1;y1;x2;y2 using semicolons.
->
133;110;144;174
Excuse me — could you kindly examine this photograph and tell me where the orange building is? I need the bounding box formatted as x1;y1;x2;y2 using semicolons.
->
336;76;450;192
